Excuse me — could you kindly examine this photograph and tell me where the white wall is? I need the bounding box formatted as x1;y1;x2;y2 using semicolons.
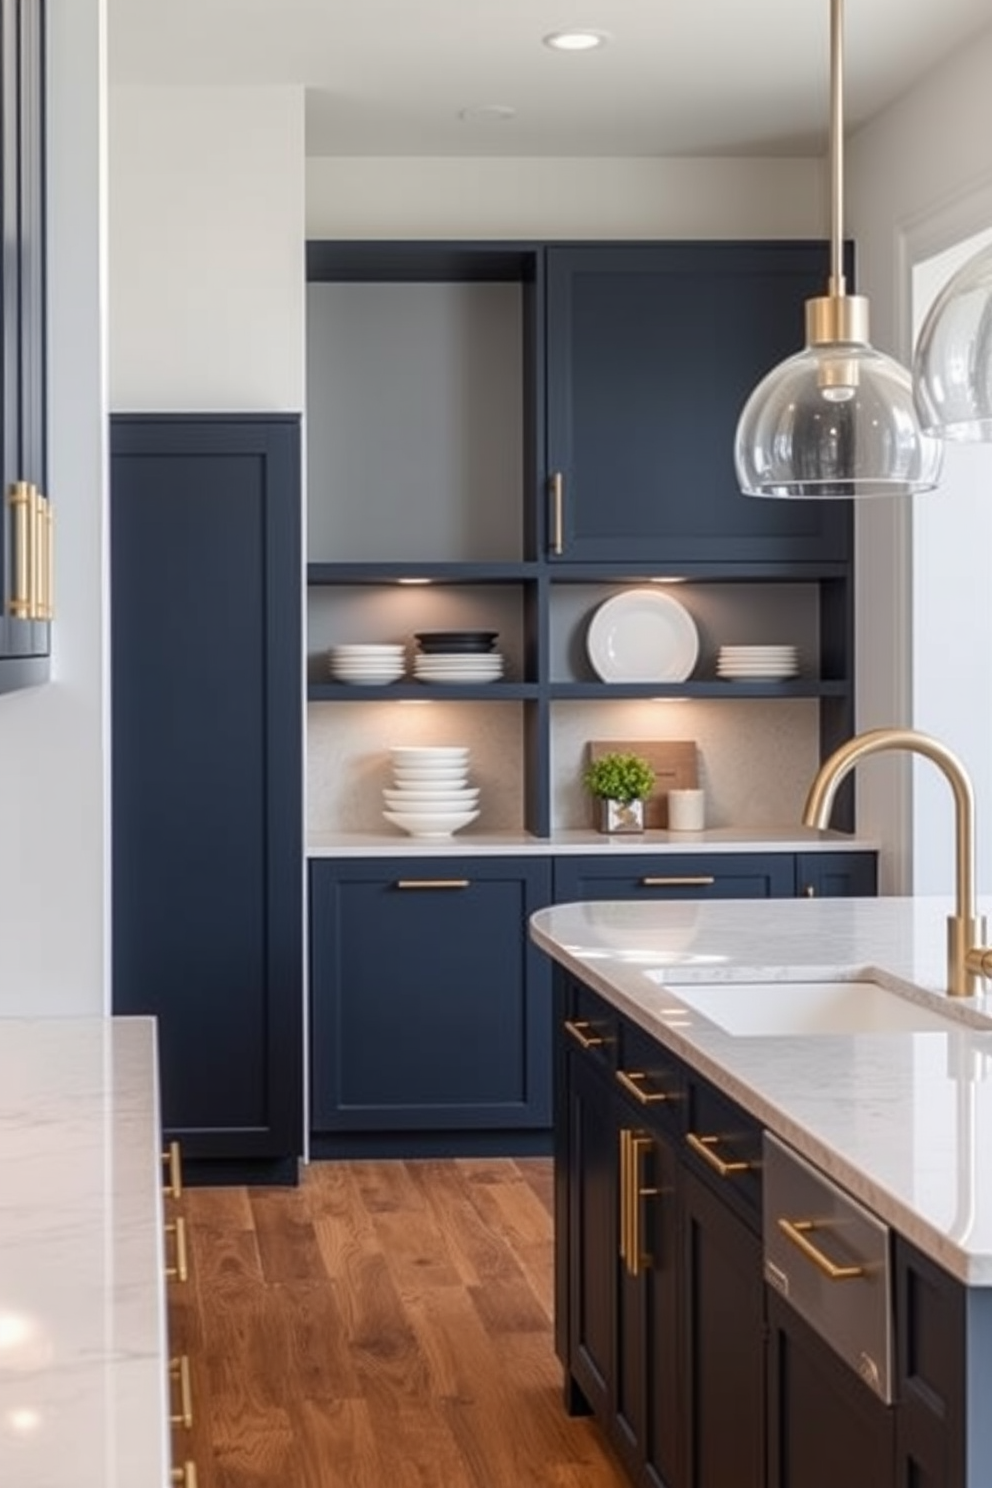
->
0;0;109;1015
847;24;992;893
306;155;827;240
109;86;306;410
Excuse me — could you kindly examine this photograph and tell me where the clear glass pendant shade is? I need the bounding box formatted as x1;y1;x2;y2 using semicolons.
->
736;338;944;497
914;244;992;441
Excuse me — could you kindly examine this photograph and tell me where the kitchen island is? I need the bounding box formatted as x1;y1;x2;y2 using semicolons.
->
0;1018;171;1488
531;895;992;1488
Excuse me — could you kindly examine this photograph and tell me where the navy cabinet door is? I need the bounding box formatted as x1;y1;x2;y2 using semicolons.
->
545;243;852;564
310;857;553;1137
796;851;878;899
111;415;303;1174
566;1049;619;1423
554;852;796;903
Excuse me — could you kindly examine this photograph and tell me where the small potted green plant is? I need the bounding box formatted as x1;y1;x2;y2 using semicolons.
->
584;751;655;834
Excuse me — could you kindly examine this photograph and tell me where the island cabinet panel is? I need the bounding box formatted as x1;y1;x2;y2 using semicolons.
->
111;415;303;1180
766;1288;894;1488
553;852;796;904
309;857;553;1149
893;1237;967;1488
796;850;878;899
544;243;852;564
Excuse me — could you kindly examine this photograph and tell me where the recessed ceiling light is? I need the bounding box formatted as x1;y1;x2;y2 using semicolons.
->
457;104;517;124
542;29;610;52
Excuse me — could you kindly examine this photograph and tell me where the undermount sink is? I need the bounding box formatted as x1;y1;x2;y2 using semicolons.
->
653;978;964;1038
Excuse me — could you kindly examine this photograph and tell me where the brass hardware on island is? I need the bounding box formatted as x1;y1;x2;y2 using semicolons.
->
162;1140;183;1201
564;1018;605;1049
615;1068;669;1105
169;1354;194;1430
6;481;53;621
777;1218;865;1281
802;727;992;997
804;884;816;898
171;1464;198;1488
619;1128;657;1277
395;878;470;890
641;876;715;888
549;471;564;555
686;1131;751;1178
165;1214;189;1283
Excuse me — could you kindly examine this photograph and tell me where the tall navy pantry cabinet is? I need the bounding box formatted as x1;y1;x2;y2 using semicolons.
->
111;415;303;1182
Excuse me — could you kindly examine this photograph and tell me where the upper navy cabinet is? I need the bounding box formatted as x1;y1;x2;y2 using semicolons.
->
0;0;49;690
544;243;853;565
111;415;303;1181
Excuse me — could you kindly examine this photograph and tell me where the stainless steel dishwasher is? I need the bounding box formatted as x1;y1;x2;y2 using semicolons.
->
763;1132;894;1403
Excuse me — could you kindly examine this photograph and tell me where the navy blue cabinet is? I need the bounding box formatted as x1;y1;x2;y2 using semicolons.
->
0;0;49;691
111;415;303;1181
796;850;878;899
545;243;852;564
309;856;554;1153
554;852;797;903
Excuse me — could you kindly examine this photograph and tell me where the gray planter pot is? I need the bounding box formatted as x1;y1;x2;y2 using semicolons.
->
598;798;645;834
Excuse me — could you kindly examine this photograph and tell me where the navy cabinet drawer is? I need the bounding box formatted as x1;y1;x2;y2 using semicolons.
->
554;853;796;902
614;1017;684;1128
682;1075;763;1227
310;857;553;1137
562;976;619;1070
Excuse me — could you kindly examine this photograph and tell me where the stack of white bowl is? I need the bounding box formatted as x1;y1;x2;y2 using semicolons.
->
328;643;406;685
383;746;480;838
717;644;799;681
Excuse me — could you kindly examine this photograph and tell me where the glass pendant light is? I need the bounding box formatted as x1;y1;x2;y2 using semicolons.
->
734;0;943;498
914;244;992;440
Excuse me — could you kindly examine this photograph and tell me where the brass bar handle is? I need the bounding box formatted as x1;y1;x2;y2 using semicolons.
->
163;1139;183;1201
165;1215;189;1283
31;486;44;620
564;1018;605;1050
640;876;716;888
172;1464;199;1488
629;1133;656;1278
40;494;53;620
8;481;32;618
616;1068;669;1105
549;471;564;556
778;1218;865;1281
804;884;817;898
170;1354;194;1429
618;1128;630;1265
396;878;470;890
685;1131;751;1178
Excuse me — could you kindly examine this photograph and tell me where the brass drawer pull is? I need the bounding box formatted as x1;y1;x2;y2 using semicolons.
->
549;471;564;555
8;481;33;619
165;1214;189;1283
162;1139;183;1200
170;1354;194;1429
616;1068;669;1105
619;1127;630;1265
564;1018;605;1049
172;1464;199;1488
619;1128;656;1278
778;1218;864;1281
396;878;470;890
640;876;715;888
686;1131;751;1177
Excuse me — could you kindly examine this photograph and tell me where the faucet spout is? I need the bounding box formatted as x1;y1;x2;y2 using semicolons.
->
803;727;987;997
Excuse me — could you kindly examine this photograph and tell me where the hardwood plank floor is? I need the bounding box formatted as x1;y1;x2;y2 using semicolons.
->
168;1157;628;1488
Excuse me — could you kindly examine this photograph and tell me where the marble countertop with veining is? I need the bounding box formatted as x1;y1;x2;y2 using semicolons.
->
530;895;992;1284
308;826;879;857
0;1017;169;1487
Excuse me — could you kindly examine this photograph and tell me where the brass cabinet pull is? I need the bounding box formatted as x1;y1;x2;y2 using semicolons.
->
616;1068;669;1105
162;1139;183;1200
165;1215;189;1283
804;884;817;898
778;1218;865;1281
8;482;33;618
172;1464;199;1488
40;494;53;620
396;878;470;890
640;876;716;888
170;1354;194;1429
619;1129;656;1278
564;1018;605;1049
549;471;564;555
619;1127;630;1264
685;1131;751;1177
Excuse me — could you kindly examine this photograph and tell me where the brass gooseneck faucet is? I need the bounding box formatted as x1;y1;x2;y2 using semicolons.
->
802;727;992;997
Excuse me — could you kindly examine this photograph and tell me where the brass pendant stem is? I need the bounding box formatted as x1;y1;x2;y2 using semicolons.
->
829;0;846;296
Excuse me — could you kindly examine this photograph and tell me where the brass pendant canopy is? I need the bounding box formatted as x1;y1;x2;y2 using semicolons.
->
914;243;992;441
734;0;943;499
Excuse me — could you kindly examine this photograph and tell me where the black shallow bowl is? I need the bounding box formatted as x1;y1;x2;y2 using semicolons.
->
415;630;499;653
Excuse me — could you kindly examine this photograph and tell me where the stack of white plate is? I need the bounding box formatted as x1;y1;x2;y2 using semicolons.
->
328;643;406;685
717;645;799;681
412;652;504;685
383;746;481;838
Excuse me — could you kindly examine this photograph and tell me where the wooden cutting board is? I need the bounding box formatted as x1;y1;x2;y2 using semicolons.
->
588;740;699;829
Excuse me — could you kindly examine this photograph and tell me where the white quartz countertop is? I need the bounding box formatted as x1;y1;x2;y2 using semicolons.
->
0;1017;169;1487
530;895;992;1285
308;826;878;858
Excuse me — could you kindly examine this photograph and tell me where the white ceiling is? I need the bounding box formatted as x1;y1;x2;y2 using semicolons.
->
108;0;992;159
